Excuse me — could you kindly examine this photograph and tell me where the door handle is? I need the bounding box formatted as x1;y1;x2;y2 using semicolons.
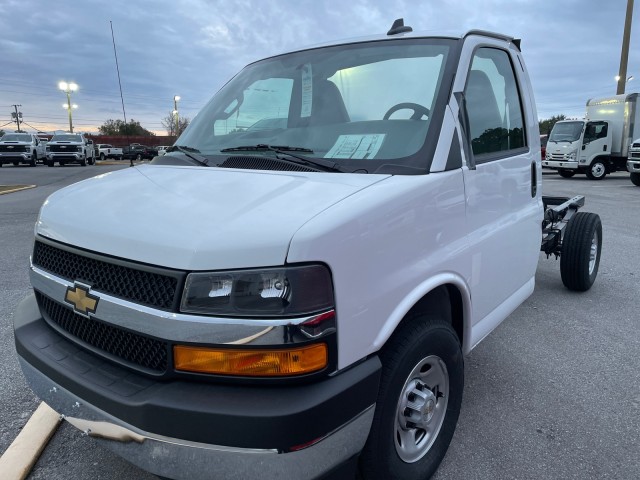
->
603;145;607;151
531;161;537;197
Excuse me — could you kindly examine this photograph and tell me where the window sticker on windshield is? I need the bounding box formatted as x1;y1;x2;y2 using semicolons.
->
324;134;386;159
300;63;313;118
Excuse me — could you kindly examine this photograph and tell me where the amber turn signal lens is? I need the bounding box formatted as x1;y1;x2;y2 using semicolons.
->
173;343;328;377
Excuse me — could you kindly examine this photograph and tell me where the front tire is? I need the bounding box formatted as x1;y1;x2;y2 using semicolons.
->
631;172;640;186
585;160;607;180
100;153;106;161
560;212;602;291
359;316;463;480
30;152;37;167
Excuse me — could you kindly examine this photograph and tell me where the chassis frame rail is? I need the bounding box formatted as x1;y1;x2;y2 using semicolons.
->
540;195;585;257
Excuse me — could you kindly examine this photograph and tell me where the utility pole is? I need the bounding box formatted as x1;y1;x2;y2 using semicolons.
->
617;0;634;95
11;104;22;132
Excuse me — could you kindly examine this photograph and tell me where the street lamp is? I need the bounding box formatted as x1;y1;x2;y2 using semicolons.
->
59;81;78;132
173;95;181;137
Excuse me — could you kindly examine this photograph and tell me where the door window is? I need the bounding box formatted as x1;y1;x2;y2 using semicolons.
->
465;48;526;158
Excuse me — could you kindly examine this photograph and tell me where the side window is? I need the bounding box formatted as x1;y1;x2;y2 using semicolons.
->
464;47;526;157
586;121;607;141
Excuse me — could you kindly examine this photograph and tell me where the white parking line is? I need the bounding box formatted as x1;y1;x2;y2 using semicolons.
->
0;402;61;480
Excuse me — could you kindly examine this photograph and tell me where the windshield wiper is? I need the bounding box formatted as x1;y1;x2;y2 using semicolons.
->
166;145;210;166
221;144;313;153
220;144;354;173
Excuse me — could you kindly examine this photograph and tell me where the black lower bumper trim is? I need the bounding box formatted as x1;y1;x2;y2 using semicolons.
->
14;293;381;450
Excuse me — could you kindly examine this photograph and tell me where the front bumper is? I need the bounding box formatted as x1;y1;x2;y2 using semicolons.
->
47;152;85;161
627;159;640;173
542;160;579;170
14;292;380;479
0;152;30;163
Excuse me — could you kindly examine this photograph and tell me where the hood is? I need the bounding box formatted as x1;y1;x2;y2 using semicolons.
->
547;140;580;154
36;165;388;270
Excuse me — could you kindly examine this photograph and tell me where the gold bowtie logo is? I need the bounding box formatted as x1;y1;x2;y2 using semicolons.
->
65;283;99;317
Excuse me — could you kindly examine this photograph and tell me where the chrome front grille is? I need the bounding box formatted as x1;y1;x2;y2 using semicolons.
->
32;239;183;311
36;291;169;373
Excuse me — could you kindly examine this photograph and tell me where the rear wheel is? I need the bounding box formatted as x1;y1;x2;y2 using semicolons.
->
560;212;602;291
558;169;575;178
359;315;463;480
631;172;640;186
585;160;607;180
13;161;19;166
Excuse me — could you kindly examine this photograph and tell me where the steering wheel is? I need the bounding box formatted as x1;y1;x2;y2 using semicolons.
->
383;102;430;120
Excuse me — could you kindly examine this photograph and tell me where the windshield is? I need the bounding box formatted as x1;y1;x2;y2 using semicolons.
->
1;134;31;142
178;39;454;173
549;122;584;143
51;134;83;142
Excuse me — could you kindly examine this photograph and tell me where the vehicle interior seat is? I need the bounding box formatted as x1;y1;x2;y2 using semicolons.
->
309;79;351;126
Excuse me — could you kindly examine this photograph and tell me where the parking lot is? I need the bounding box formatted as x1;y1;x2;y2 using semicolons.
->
0;164;638;479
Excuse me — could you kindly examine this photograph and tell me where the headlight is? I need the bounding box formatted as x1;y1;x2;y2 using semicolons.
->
181;264;334;317
77;146;83;152
568;151;577;160
45;146;50;152
545;151;551;160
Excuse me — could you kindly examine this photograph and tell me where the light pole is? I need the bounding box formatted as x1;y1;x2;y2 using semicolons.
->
173;95;181;137
616;0;634;95
59;82;78;132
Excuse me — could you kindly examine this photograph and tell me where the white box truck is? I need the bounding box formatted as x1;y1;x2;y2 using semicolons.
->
543;93;640;179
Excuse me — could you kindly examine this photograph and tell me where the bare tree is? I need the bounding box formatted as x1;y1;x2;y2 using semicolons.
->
161;112;190;137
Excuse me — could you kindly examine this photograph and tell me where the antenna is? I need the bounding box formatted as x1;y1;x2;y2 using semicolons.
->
110;21;133;166
387;18;412;36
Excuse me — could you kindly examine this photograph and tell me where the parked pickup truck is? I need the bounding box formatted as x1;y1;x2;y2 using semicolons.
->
94;143;123;161
45;134;95;167
0;132;46;167
14;20;603;480
122;144;158;161
628;138;640;186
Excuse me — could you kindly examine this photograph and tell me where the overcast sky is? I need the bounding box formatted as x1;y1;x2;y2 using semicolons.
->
0;0;637;136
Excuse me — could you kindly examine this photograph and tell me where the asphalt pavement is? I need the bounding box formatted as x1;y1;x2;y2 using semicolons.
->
0;164;638;480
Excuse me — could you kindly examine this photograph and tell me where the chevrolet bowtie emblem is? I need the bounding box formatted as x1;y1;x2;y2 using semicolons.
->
65;282;99;317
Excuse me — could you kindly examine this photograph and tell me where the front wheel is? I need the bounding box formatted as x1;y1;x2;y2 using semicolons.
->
359;316;463;480
558;169;575;178
631;172;640;186
100;153;106;161
560;212;602;291
585;160;607;180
